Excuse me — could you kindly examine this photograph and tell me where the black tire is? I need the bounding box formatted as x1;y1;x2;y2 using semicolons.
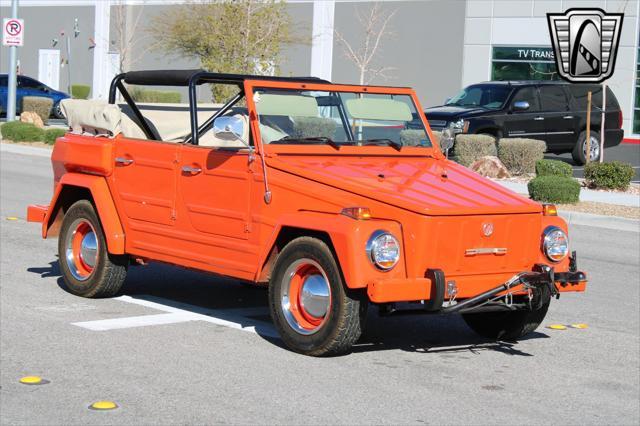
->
58;200;127;298
268;237;367;356
52;102;65;119
572;130;601;165
462;296;551;341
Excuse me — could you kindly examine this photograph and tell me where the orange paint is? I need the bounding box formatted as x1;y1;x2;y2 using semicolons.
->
27;78;585;305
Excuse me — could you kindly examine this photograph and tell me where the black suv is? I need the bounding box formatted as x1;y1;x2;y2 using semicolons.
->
425;81;624;165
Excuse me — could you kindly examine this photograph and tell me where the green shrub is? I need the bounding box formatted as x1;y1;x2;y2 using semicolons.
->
291;117;336;139
44;128;66;145
22;96;53;124
453;134;497;167
130;87;181;103
71;84;91;99
528;175;580;204
498;138;546;175
535;159;573;178
584;161;635;191
0;121;45;142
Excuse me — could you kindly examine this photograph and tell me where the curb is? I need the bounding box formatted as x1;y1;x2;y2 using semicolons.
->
0;142;52;158
559;210;639;233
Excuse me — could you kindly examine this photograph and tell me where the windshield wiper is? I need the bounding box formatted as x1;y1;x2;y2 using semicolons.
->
275;136;340;150
362;138;403;151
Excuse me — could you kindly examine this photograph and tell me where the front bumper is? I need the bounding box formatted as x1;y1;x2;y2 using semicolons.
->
368;262;587;305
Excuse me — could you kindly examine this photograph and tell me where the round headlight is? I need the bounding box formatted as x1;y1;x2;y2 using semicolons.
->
542;226;569;262
366;230;400;271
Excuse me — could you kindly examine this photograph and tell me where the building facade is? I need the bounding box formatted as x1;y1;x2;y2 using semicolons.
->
1;0;638;137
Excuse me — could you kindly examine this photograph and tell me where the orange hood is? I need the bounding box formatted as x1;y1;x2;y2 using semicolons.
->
267;154;541;216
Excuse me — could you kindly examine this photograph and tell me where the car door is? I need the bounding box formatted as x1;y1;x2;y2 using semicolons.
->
110;138;180;254
538;85;575;151
174;139;257;278
503;87;544;138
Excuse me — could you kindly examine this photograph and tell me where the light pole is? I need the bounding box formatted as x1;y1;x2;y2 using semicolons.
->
6;0;19;121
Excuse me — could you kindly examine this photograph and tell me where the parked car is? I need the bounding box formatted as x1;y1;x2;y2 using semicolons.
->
0;74;69;119
425;81;624;165
27;70;586;356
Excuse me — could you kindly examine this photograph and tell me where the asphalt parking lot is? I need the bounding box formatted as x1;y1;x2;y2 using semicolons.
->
1;148;639;425
546;143;640;183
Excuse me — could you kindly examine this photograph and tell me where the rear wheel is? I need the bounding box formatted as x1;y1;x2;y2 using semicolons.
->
572;130;601;165
462;293;551;341
58;200;127;298
268;237;367;356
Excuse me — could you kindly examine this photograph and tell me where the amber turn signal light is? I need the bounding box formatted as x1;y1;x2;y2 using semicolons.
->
341;207;372;220
543;204;558;216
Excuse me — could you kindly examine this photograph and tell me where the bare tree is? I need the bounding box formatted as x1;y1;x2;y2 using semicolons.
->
111;1;156;73
335;2;396;85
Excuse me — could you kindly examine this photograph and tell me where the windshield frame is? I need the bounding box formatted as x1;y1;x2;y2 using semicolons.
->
445;84;514;110
244;79;442;157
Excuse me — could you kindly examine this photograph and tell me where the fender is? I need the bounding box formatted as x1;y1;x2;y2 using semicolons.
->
256;211;406;289
41;173;125;254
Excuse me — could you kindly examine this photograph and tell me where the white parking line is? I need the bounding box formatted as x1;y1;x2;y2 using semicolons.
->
71;295;278;338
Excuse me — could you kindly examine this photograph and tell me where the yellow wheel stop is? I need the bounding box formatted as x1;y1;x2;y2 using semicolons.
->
547;324;567;330
570;323;588;329
89;401;118;410
19;376;48;385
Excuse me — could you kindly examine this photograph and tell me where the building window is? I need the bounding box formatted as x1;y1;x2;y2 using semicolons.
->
491;46;559;81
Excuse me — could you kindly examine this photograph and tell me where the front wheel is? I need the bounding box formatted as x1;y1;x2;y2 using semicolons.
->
52;102;65;119
462;296;551;341
58;200;127;298
572;130;601;165
268;237;367;356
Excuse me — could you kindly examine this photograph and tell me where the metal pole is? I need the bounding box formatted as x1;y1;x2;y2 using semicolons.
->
66;36;72;95
585;91;592;164
6;0;19;121
600;84;606;163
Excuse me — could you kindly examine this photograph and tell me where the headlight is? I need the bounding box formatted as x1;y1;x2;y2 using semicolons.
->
450;119;469;133
542;226;569;262
366;230;400;271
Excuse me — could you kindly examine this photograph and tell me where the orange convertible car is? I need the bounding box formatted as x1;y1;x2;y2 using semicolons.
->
28;70;586;355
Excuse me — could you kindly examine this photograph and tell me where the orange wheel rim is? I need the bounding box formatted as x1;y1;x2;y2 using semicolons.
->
280;259;331;335
65;219;98;281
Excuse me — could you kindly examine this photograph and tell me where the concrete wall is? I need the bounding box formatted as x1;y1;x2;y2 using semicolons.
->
462;0;640;137
332;0;466;107
0;4;95;94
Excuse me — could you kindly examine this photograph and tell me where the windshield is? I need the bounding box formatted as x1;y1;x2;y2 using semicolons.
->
253;89;431;148
446;85;513;110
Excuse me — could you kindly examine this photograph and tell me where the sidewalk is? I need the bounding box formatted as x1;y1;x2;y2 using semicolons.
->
496;180;639;208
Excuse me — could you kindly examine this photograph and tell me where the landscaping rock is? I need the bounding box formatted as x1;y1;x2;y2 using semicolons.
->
470;156;511;178
20;111;44;129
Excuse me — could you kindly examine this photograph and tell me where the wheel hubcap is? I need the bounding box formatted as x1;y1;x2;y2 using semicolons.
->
583;136;600;161
65;219;98;281
281;259;331;335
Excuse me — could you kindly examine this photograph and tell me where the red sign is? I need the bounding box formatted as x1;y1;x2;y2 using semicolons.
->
3;18;24;47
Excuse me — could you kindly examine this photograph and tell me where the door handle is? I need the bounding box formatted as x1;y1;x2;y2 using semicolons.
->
181;165;202;175
563;115;574;119
533;117;545;121
115;157;134;165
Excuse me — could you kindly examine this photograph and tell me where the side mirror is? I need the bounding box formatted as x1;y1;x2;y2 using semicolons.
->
213;116;244;140
439;128;455;158
512;101;530;112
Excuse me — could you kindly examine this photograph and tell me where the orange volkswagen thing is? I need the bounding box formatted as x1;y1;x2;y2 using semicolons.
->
27;70;586;356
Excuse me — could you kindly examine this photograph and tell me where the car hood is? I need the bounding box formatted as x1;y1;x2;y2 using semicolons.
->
424;105;490;120
267;155;541;216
